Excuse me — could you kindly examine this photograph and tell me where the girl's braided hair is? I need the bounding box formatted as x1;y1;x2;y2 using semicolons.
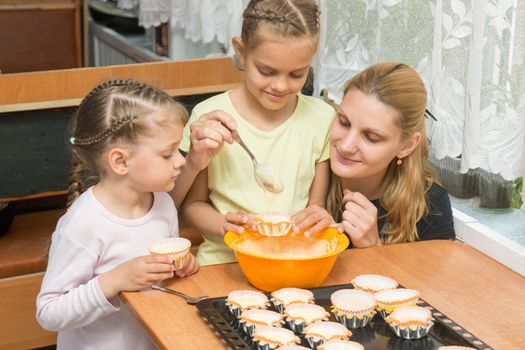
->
66;79;188;207
241;0;321;50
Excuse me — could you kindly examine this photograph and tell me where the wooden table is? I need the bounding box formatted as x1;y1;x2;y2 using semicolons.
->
121;240;525;349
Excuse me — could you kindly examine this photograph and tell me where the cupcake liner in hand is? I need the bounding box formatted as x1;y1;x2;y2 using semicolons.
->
149;237;191;271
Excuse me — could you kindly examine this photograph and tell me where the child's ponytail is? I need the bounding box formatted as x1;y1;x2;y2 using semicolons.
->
66;151;87;208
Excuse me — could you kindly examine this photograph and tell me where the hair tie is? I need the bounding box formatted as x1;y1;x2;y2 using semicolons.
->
69;137;76;145
424;109;437;121
315;6;320;29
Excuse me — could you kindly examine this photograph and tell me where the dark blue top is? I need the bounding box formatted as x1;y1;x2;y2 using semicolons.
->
374;183;456;241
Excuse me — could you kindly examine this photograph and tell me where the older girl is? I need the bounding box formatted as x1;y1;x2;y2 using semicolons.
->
180;0;335;265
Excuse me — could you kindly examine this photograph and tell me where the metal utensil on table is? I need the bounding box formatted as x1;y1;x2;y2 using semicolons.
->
231;129;284;194
151;284;208;305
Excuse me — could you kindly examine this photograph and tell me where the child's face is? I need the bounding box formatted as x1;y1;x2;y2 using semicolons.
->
125;120;185;193
239;29;316;112
330;88;407;184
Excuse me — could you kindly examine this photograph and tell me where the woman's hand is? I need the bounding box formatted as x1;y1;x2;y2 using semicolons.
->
99;255;174;299
341;189;381;248
175;253;199;278
292;205;337;237
222;211;256;235
186;110;237;172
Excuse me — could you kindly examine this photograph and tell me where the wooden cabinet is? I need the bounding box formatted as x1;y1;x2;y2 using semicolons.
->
0;0;82;73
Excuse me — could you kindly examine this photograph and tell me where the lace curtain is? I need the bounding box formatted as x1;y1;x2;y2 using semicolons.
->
315;0;525;182
114;0;524;185
115;0;248;48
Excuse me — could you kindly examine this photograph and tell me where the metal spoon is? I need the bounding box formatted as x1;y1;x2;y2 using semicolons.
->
231;130;284;194
151;284;208;305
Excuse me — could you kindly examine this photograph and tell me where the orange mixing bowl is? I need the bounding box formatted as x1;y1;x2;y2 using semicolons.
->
224;228;349;292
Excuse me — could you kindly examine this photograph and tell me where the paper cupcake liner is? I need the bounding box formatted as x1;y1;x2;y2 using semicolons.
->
374;289;420;319
378;305;416;319
272;300;315;313
168;250;189;261
271;289;315;313
255;341;279;350
149;237;191;266
255;341;298;350
253;326;300;350
240;309;284;337
388;321;434;340
277;346;311;350
242;322;256;337
229;305;270;319
378;309;389;319
350;274;398;293
241;321;283;337
256;221;293;237
228;305;243;318
272;300;285;313
305;335;325;349
332;311;375;329
286;319;306;334
226;290;269;319
318;340;365;350
173;253;189;271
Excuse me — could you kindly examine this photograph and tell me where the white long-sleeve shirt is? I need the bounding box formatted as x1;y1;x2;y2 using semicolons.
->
37;188;178;350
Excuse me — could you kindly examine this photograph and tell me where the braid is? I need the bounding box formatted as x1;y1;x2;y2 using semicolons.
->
244;8;292;25
314;5;320;29
241;0;320;48
72;114;136;146
66;78;187;208
66;151;86;208
77;79;144;112
72;79;151;146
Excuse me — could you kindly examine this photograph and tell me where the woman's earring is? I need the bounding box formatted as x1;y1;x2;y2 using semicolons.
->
232;55;244;71
396;158;403;165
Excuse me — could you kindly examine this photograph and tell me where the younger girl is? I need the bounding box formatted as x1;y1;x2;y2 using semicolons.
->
328;62;455;247
180;0;336;265
37;80;198;350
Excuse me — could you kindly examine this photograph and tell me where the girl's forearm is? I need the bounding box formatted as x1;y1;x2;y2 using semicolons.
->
182;200;226;237
308;160;330;207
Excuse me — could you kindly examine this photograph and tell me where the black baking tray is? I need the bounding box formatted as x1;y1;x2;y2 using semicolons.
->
196;283;493;350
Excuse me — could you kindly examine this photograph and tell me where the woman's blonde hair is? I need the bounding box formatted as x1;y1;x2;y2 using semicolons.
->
66;79;188;207
241;0;321;50
327;62;436;243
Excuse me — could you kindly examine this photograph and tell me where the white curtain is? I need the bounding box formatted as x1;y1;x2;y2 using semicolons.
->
116;0;248;49
315;0;525;181
115;0;524;181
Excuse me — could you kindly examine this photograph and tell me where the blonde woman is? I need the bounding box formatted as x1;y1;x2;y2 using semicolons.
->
327;62;455;247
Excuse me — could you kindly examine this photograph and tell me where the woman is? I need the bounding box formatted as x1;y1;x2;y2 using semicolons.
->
327;61;455;247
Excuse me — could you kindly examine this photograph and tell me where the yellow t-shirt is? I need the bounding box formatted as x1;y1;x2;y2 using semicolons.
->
180;92;335;265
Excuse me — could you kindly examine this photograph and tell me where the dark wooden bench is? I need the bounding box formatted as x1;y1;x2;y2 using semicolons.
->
0;209;62;349
0;209;63;279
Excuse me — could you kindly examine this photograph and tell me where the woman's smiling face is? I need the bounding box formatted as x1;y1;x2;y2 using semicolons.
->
329;88;407;183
